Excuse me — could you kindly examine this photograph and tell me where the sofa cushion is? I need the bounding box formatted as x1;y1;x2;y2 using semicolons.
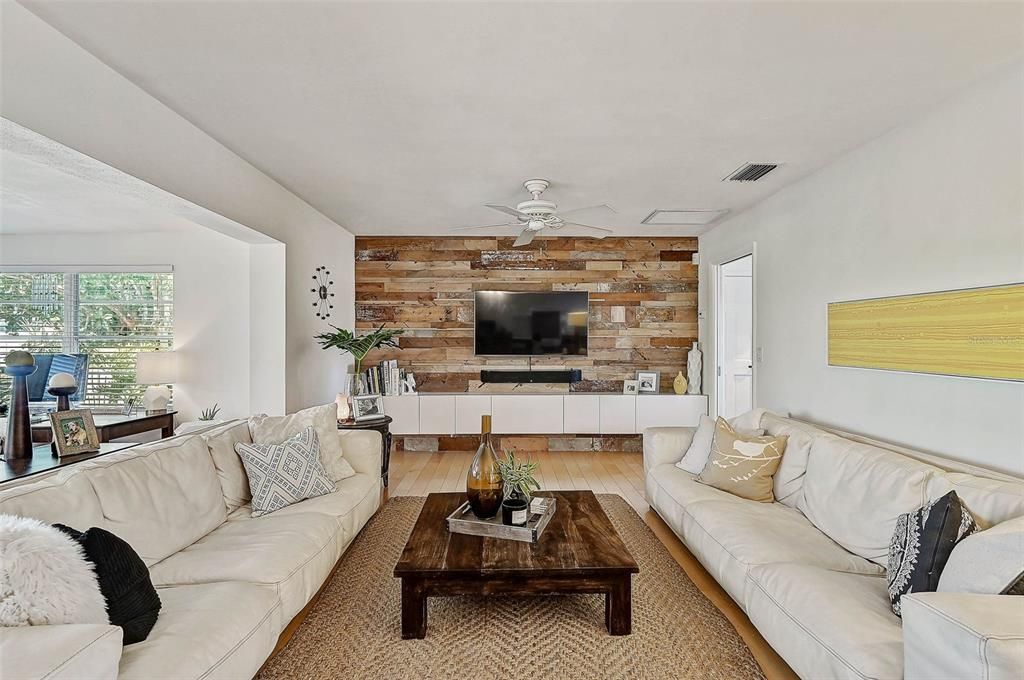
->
83;436;227;567
697;418;786;502
249;403;354;482
745;563;902;680
148;510;341;621
886;491;976;616
118;582;280;680
927;472;1024;528
226;472;379;525
0;471;105;531
938;515;1024;595
799;434;942;566
683;498;884;602
761;413;818;508
235;427;336;518
201;421;253;512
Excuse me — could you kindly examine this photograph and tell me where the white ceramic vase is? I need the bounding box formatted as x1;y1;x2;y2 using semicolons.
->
686;341;702;395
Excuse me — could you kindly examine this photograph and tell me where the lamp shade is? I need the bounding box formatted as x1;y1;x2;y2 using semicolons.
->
135;351;178;385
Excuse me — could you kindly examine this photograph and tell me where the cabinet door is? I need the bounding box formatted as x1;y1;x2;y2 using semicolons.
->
599;395;636;434
491;395;564;434
455;395;492;434
382;396;419;435
635;395;708;431
562;395;600;434
419;395;455;435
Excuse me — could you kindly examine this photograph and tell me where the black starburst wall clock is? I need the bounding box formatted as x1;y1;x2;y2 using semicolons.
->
311;266;335;319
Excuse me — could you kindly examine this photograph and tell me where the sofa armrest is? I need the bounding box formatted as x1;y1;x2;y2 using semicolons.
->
338;429;383;477
0;624;123;680
902;592;1024;680
642;427;696;475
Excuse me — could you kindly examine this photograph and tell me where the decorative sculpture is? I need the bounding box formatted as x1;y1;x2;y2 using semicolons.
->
686;342;703;395
47;372;78;412
3;351;36;461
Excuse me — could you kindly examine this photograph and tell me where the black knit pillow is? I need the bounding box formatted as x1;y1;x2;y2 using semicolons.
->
886;491;976;616
55;524;161;644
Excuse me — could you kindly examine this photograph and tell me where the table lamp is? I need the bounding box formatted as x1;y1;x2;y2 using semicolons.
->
47;372;78;411
135;351;178;413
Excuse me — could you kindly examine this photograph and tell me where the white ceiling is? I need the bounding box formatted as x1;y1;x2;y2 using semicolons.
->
19;1;1024;237
0;119;278;242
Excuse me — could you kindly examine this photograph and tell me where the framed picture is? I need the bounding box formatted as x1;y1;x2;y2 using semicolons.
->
352;394;385;422
622;379;639;395
49;409;100;457
636;371;659;394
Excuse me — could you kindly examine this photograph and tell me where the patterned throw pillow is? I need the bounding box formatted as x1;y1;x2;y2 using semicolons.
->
887;490;976;616
697;418;787;502
235;427;336;517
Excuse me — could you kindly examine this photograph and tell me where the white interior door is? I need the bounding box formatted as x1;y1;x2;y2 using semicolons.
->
716;255;753;419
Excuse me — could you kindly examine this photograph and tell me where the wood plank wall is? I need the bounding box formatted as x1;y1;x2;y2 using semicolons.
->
356;236;698;394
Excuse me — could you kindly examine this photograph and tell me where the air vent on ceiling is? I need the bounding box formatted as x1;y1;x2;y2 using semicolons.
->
724;163;779;182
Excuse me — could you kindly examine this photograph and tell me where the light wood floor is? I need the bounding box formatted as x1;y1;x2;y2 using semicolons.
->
387;449;798;680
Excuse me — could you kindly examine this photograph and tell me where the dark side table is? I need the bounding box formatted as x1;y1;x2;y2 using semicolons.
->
337;415;392;487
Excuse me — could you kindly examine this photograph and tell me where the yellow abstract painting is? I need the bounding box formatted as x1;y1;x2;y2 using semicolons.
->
827;283;1024;381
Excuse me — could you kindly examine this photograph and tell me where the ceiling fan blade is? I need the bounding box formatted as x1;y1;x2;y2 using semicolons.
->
513;229;537;247
557;203;618;218
485;204;531;219
452;222;518;232
563;221;614;234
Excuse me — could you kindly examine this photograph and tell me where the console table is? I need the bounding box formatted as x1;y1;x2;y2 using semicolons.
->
32;411;176;444
1;441;140;485
338;415;392;487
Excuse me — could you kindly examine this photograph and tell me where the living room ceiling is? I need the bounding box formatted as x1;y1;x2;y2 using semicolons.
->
18;1;1023;237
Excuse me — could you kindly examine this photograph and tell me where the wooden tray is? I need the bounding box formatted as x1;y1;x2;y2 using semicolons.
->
446;497;556;543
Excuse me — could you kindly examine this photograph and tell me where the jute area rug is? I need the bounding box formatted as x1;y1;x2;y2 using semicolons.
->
257;495;765;680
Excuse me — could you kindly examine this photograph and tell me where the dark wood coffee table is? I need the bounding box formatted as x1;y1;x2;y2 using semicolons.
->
393;490;639;639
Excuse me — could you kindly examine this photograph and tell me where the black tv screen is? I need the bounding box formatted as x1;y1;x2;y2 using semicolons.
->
474;291;588;356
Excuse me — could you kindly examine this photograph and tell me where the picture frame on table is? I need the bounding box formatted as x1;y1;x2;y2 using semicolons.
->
636;371;659;394
49;409;100;457
352;394;385;422
622;379;639;395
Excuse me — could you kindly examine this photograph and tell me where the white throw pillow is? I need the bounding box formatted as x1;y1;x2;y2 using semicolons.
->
0;515;108;626
249;404;355;482
938;515;1024;594
235;427;336;517
676;413;765;475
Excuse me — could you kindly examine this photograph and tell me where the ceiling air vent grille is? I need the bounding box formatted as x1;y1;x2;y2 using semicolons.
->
724;163;778;182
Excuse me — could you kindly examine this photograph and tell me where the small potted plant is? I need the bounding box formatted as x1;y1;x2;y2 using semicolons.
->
497;451;540;527
315;323;403;392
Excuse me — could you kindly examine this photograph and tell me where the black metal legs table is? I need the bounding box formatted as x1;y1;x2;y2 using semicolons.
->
337;414;393;487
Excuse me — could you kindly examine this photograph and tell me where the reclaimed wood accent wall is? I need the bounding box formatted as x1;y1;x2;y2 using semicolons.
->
356;236;698;394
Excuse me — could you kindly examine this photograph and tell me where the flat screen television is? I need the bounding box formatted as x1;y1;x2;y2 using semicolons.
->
474;291;588;356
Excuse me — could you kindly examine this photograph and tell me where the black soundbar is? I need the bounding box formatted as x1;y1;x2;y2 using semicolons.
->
480;369;582;384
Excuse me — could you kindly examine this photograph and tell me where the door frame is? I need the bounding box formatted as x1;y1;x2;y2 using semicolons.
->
711;246;757;419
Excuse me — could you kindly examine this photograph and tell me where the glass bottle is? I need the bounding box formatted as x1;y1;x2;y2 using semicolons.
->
466;415;503;518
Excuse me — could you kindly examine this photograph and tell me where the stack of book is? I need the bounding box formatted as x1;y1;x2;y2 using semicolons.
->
356;360;413;396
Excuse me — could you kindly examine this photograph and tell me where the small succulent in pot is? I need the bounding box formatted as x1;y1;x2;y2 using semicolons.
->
498;451;541;527
199;404;221;421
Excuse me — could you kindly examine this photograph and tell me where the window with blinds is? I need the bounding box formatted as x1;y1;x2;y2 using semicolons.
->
0;271;174;408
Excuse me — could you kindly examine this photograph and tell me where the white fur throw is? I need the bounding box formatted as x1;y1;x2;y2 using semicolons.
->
0;514;108;627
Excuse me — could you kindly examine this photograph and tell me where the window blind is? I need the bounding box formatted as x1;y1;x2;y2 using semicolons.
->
0;271;174;408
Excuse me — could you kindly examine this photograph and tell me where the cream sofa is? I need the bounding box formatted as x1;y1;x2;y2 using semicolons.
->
644;412;1024;680
0;419;382;680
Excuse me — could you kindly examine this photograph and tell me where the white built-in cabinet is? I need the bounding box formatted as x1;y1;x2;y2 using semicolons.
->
418;395;455;435
455;395;492;434
491;395;564;434
379;393;707;436
598;395;637;434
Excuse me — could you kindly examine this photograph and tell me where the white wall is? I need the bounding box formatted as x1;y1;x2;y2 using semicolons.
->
699;63;1024;475
1;3;356;411
0;227;267;423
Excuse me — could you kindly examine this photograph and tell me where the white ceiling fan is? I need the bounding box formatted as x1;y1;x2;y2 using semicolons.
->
455;178;616;247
